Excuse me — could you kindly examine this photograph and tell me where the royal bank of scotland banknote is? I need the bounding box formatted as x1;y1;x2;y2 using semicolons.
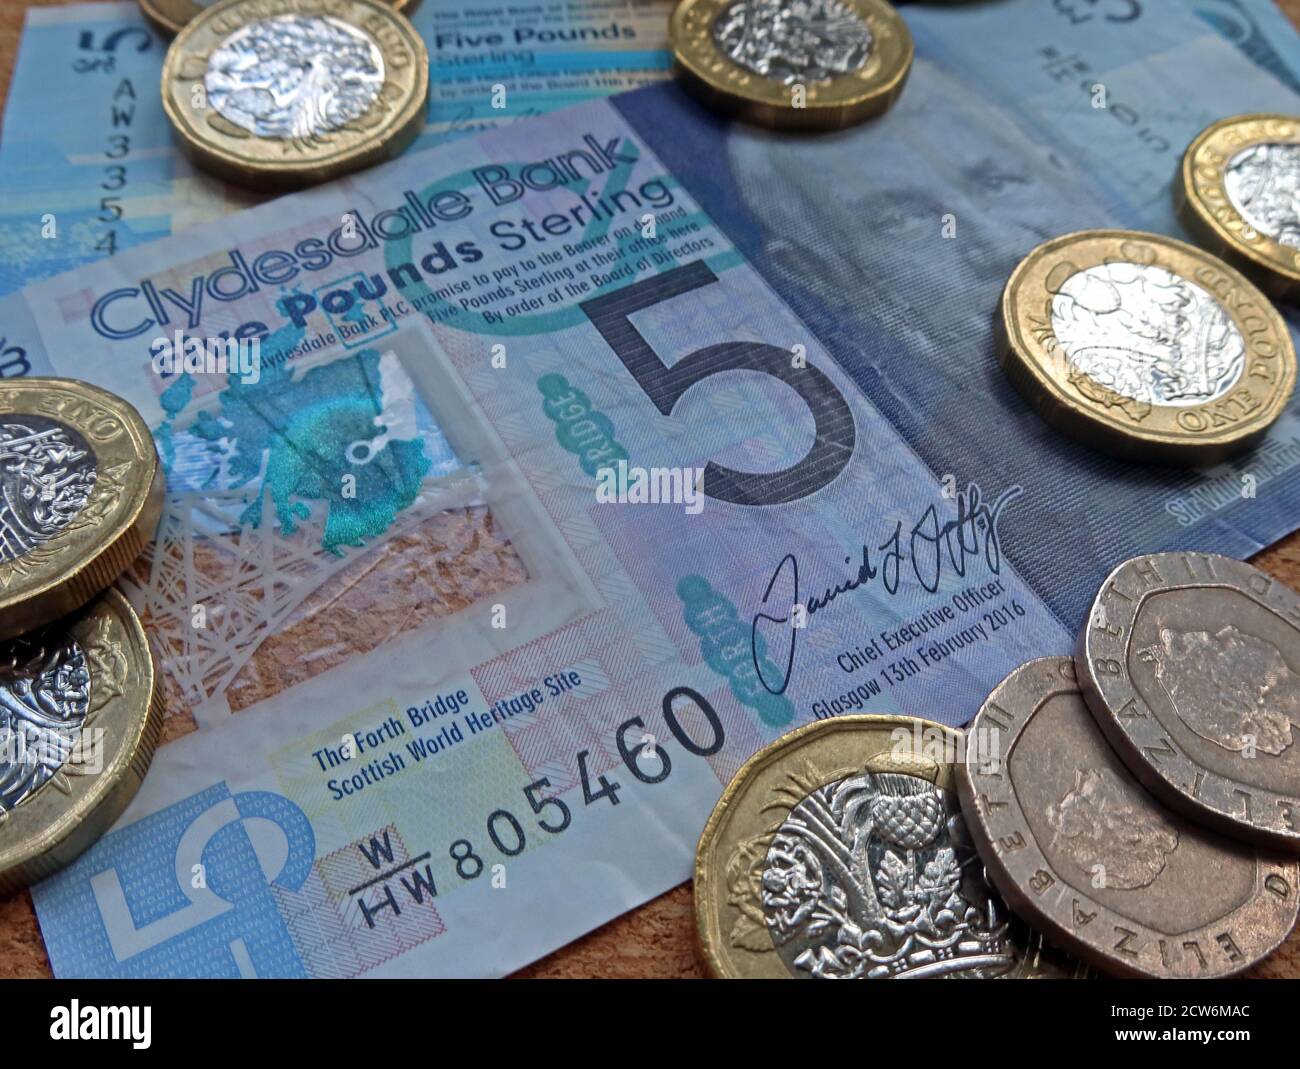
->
7;0;1300;976
0;0;673;295
0;0;1298;298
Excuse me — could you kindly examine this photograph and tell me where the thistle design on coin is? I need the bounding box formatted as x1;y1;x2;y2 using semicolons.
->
670;0;912;130
1078;552;1300;850
758;765;1013;978
998;230;1296;463
1179;114;1300;299
0;635;91;812
162;0;429;189
696;716;1087;978
1224;142;1300;248
206;15;387;141
1049;264;1245;413
0;380;161;642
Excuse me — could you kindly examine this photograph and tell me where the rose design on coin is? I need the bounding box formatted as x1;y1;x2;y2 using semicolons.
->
758;767;1012;978
1049;262;1245;410
205;14;385;141
1045;767;1179;890
712;0;873;84
1224;142;1300;249
0;418;97;564
1143;624;1300;756
761;834;825;933
0;634;90;812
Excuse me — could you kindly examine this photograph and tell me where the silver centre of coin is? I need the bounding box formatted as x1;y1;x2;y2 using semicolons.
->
712;0;873;85
205;14;386;141
0;419;97;563
760;768;1013;978
0;634;90;812
1224;141;1300;248
1050;262;1245;407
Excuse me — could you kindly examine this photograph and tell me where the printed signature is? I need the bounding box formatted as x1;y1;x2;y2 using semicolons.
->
751;482;1023;695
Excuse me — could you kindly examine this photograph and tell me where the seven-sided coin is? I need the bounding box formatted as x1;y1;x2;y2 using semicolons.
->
1078;551;1300;852
958;657;1298;977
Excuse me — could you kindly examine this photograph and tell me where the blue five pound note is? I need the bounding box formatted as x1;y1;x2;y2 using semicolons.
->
4;0;1300;977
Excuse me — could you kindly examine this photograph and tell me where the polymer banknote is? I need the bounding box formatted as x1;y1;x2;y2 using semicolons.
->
9;0;1300;976
0;0;1298;298
1189;0;1300;89
0;0;673;295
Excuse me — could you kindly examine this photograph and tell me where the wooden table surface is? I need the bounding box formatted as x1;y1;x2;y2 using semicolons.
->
2;0;1300;980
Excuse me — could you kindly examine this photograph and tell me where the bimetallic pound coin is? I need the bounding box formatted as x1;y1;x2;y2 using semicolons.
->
0;379;162;642
998;229;1296;465
138;0;421;37
1178;114;1300;301
695;715;1086;978
0;590;163;894
162;0;429;190
957;657;1298;978
669;0;913;131
1078;552;1300;852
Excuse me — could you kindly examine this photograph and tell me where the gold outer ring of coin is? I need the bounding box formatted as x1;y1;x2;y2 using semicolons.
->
161;0;430;190
998;228;1297;465
669;0;914;131
0;378;162;642
1177;114;1300;302
694;713;1088;979
138;0;422;36
695;715;939;979
0;590;164;895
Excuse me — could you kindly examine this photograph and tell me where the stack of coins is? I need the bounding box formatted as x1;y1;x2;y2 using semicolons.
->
959;552;1300;978
693;552;1300;978
147;0;429;190
0;379;165;894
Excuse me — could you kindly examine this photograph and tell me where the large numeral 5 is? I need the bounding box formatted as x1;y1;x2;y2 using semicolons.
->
580;261;855;506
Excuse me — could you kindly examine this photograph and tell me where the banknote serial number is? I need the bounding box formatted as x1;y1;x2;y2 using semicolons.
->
342;685;726;928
